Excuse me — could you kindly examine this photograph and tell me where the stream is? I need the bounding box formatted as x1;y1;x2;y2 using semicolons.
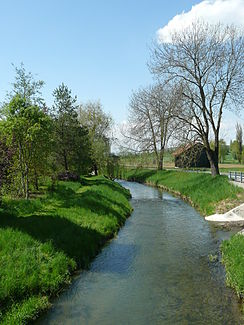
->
38;180;243;324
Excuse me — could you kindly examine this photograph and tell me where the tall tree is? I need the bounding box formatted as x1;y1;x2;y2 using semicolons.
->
79;101;112;175
236;123;243;163
125;84;180;170
0;64;51;198
52;83;91;174
1;95;51;198
150;21;244;176
10;63;45;106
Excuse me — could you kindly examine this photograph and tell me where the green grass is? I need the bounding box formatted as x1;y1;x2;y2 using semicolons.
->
121;168;243;215
221;235;244;299
0;176;132;324
220;167;244;172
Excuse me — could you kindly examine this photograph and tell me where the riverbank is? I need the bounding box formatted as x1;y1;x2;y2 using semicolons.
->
120;168;244;215
0;176;132;324
120;168;244;306
37;180;243;324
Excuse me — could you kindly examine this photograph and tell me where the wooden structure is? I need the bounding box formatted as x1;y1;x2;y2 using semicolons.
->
173;143;210;168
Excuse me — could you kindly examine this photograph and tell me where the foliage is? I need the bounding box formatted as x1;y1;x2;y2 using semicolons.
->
9;62;45;107
106;154;120;179
79;101;113;175
52;83;92;175
236;123;243;163
211;139;228;163
230;140;240;161
0;176;132;323
1;95;52;198
0;136;14;195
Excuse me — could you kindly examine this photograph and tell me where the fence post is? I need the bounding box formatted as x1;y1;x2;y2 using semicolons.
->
235;171;237;181
229;171;231;179
241;172;243;183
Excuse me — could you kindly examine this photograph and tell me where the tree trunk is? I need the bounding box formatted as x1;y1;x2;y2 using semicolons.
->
25;164;29;199
19;144;25;197
158;148;164;170
64;150;68;171
206;149;220;176
34;169;39;191
94;164;98;176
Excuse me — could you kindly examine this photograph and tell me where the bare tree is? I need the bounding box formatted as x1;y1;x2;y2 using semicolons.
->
150;21;244;176
124;83;180;170
236;122;243;163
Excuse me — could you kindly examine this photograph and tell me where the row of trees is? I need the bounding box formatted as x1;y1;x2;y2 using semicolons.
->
124;21;244;176
0;64;113;199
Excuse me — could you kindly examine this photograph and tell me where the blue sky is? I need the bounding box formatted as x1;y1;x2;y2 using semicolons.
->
0;0;200;123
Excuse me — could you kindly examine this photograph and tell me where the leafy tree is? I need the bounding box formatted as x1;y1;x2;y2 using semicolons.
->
230;140;239;161
236;123;243;163
52;84;91;174
219;139;228;164
79;101;112;175
9;63;45;106
1;95;51;198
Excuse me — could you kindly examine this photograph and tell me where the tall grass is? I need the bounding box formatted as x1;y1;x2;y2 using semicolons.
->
0;176;132;324
121;168;243;215
221;235;244;299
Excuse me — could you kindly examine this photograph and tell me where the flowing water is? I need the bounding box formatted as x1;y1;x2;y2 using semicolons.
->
38;181;243;324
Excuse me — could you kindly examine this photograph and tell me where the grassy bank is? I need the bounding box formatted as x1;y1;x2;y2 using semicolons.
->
121;168;244;304
0;176;132;324
221;235;244;301
121;168;244;216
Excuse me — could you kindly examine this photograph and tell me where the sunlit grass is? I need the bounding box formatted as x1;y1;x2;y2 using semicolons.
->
221;235;244;298
0;176;132;323
121;168;243;215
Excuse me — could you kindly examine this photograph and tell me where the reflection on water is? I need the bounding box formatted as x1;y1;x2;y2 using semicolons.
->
38;181;243;325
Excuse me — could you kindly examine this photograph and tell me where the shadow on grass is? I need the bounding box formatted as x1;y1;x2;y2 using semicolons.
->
0;178;132;267
0;212;105;268
80;177;131;198
47;185;131;224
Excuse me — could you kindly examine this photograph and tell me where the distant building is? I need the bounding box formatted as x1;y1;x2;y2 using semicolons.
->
173;143;210;168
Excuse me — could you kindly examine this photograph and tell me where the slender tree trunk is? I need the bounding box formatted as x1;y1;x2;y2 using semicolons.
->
19;144;26;197
206;149;220;176
34;169;39;191
94;164;98;176
64;150;68;171
25;163;29;199
158;148;164;170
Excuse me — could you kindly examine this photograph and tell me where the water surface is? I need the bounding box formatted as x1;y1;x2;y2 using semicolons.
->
38;181;243;324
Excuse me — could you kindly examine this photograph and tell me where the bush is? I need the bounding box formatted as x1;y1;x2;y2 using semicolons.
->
57;171;80;182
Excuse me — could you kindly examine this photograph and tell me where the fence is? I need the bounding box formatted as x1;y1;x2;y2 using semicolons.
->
229;171;244;183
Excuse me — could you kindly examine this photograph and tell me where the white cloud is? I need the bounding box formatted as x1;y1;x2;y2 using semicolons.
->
158;0;244;42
